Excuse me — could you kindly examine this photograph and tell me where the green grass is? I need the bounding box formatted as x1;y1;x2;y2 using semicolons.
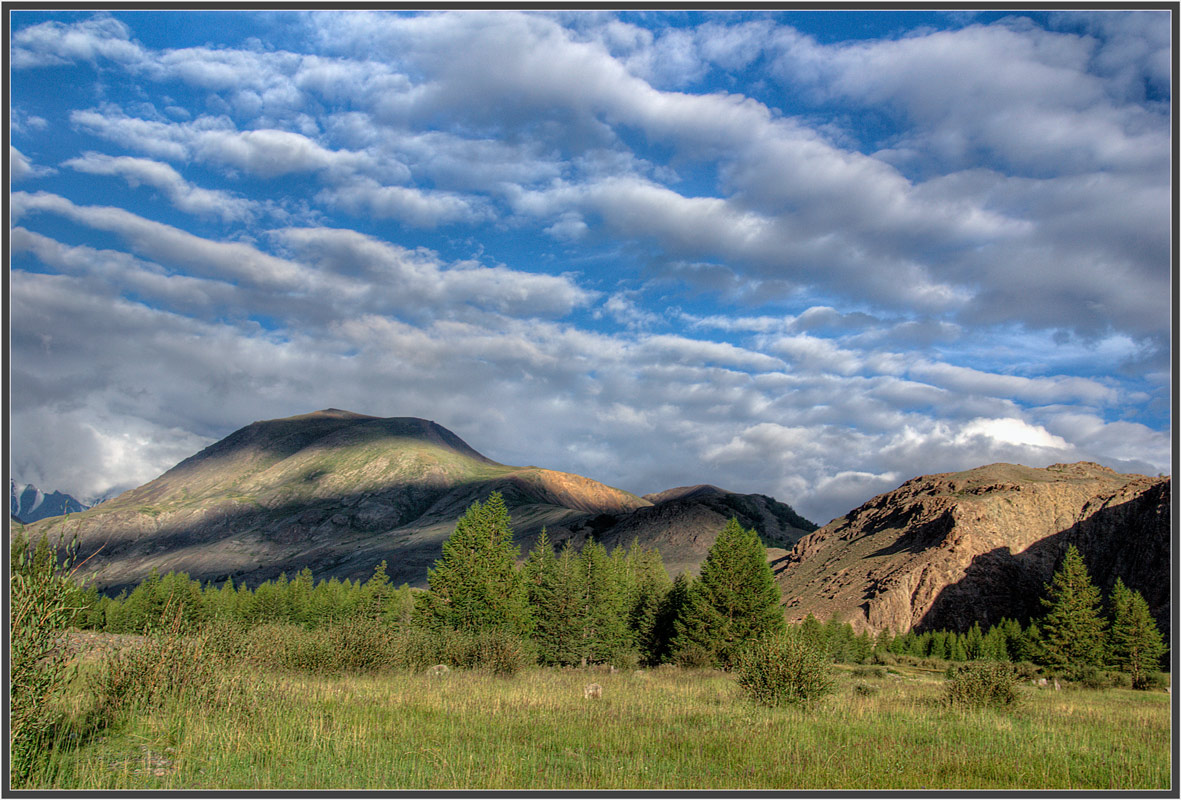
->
36;662;1170;791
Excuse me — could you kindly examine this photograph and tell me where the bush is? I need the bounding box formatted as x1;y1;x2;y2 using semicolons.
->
945;661;1019;709
1137;671;1169;691
674;643;716;670
852;665;887;679
469;629;536;676
734;632;834;708
91;602;245;722
1069;664;1122;690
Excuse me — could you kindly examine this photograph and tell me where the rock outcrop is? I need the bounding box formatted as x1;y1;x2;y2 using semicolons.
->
775;462;1170;637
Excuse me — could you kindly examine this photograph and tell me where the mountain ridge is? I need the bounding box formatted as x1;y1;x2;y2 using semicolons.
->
18;410;815;592
774;461;1169;636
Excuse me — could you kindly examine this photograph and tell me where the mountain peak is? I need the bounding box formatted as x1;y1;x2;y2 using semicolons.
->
285;408;380;422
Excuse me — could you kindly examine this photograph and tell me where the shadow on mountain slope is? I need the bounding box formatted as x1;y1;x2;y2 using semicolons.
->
915;485;1170;638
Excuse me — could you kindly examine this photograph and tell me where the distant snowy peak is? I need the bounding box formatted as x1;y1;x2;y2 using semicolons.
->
10;479;90;523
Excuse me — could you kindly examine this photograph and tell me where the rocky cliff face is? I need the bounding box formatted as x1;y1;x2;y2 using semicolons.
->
775;462;1170;637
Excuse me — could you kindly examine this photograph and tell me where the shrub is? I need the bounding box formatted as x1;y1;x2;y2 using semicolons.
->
327;617;397;672
92;602;233;721
1069;664;1122;690
853;683;879;697
673;642;715;670
468;629;535;676
734;632;834;708
945;661;1019;709
852;665;887;679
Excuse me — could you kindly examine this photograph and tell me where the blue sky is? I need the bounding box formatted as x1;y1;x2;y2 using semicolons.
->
8;9;1172;524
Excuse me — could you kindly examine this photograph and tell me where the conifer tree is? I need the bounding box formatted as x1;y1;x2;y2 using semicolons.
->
1107;578;1166;689
580;539;631;664
650;572;692;665
549;541;589;664
413;492;532;636
964;622;985;660
522;530;563;664
626;542;672;665
1039;545;1106;668
672;518;785;669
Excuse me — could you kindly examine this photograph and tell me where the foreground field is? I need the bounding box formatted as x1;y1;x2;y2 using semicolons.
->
41;661;1170;791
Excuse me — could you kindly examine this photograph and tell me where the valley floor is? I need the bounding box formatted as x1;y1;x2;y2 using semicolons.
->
38;661;1170;791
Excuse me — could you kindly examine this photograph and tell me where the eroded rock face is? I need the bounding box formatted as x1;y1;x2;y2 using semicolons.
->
775;462;1170;636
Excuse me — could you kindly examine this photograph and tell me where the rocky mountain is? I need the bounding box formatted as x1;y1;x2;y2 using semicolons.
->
17;409;815;593
774;462;1170;637
9;479;90;523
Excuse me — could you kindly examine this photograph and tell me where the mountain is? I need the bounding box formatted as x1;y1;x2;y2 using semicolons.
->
774;462;1170;637
18;409;815;593
545;484;816;578
9;479;90;523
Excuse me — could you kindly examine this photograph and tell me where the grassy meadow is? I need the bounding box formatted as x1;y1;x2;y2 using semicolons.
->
34;656;1170;791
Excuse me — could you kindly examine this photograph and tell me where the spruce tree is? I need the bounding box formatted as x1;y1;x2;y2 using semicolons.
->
413;492;532;636
672;518;785;669
1039;545;1106;668
1107;578;1166;689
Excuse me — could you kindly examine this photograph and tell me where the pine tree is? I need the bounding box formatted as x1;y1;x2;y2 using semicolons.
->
672;518;785;669
413;492;532;636
1107;578;1166;689
1039;545;1106;668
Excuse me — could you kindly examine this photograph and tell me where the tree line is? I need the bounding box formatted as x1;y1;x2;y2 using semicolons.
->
15;499;1165;684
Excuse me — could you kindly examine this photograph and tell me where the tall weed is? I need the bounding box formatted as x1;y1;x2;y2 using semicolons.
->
10;533;87;787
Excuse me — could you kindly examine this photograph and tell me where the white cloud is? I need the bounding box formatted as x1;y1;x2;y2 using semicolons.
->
955;417;1069;449
316;179;484;228
10;146;54;181
12;14;144;69
63;152;256;222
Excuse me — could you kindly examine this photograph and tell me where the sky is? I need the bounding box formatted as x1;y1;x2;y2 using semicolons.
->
7;8;1173;525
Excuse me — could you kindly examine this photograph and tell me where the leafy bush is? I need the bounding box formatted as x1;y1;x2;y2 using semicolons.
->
734;632;834;708
1069;664;1123;690
852;683;879;697
945;662;1019;708
673;642;715;670
91;601;228;719
468;629;536;676
852;665;887;679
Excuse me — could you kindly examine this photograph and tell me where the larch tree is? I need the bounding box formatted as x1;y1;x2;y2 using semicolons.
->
1038;544;1106;668
673;518;785;669
412;492;532;636
1107;578;1166;689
